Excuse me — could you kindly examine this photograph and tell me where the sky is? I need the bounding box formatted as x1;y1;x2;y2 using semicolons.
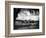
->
16;9;39;21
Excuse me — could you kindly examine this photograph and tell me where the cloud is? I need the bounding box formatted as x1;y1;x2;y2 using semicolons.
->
16;9;39;21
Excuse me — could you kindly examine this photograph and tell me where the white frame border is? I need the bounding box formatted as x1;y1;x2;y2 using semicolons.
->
10;5;42;33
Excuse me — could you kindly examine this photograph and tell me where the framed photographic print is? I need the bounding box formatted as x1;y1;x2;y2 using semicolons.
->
5;1;45;37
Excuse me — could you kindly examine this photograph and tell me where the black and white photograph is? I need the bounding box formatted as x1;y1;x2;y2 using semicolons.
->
14;8;39;30
5;1;45;37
